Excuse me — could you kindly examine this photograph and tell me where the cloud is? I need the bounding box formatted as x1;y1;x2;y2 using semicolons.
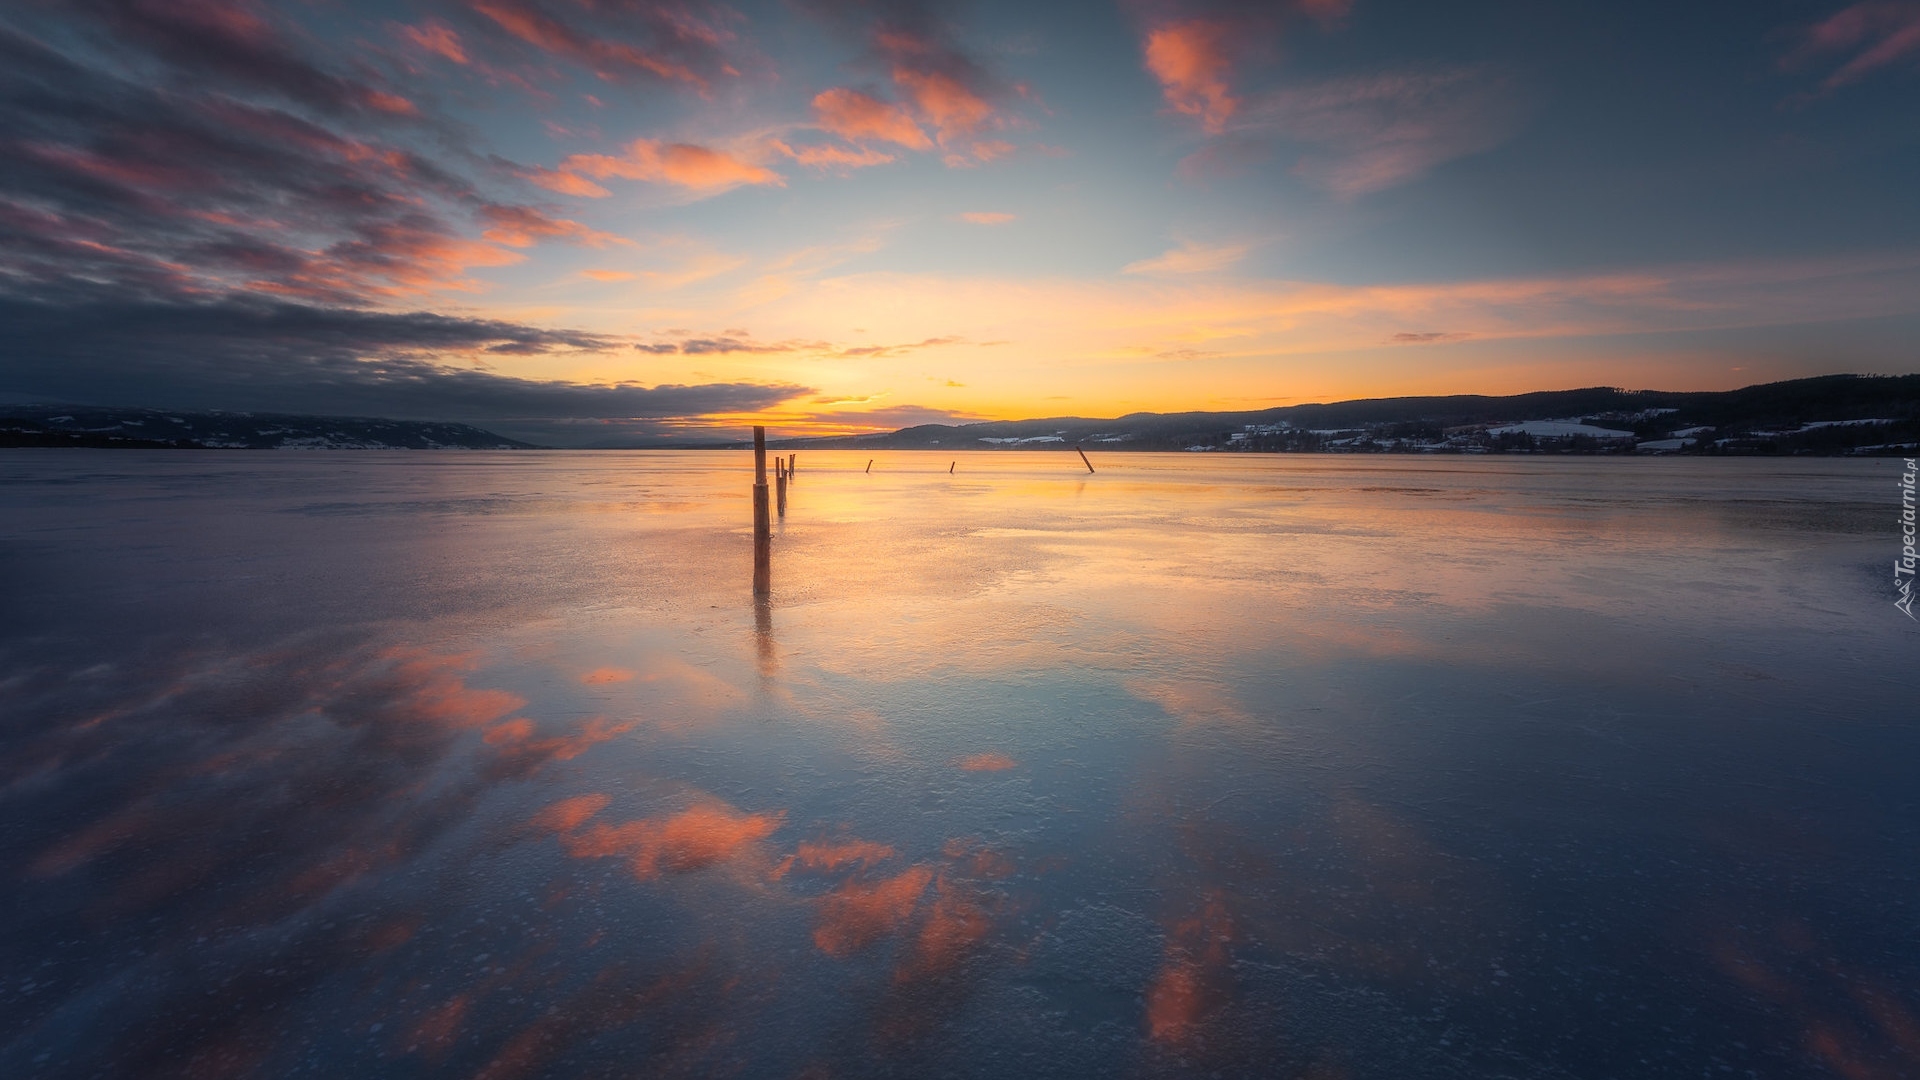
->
800;2;1018;164
837;335;964;357
632;331;962;358
637;334;821;355
478;205;628;248
797;402;984;432
398;20;469;65
579;269;635;282
1123;239;1249;275
467;0;738;91
525;168;613;198
891;64;994;144
0;294;811;431
542;139;784;196
1782;2;1920;90
1243;67;1525;197
1390;331;1469;344
1143;20;1238;134
811;87;933;150
959;211;1015;224
770;139;897;171
51;0;424;118
1134;2;1352;136
1134;5;1515;196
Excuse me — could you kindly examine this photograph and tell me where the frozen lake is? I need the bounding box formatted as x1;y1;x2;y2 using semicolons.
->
2;450;1916;1078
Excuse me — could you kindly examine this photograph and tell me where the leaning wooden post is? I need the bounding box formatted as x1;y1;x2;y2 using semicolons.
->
1076;446;1095;473
865;459;872;473
752;426;770;595
949;461;955;474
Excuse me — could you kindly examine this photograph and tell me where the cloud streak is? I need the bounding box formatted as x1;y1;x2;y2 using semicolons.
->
536;140;784;197
1124;239;1249;275
468;0;740;91
1782;1;1920;90
633;331;965;358
1250;67;1524;197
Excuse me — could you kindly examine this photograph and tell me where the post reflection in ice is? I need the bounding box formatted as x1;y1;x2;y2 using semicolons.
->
753;591;777;679
0;451;1915;1078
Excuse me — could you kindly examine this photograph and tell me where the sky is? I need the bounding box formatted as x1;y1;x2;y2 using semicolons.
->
0;0;1916;445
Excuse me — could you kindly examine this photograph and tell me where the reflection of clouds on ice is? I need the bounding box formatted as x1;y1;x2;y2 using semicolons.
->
1;451;1913;1078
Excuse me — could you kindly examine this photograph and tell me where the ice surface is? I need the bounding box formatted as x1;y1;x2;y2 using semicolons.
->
0;450;1915;1078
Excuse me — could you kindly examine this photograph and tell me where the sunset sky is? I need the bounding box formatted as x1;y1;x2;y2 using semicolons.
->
2;0;1917;444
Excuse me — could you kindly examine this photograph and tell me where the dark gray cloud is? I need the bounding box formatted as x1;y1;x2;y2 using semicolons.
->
48;0;422;117
0;295;810;435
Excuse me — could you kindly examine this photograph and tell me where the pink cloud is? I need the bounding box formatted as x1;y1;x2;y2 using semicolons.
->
892;66;995;145
1144;20;1239;134
809;19;1019;166
772;140;897;171
478;205;627;248
811;87;932;150
470;0;723;90
363;90;419;116
959;211;1015;225
543;140;784;195
526;167;611;198
399;21;468;65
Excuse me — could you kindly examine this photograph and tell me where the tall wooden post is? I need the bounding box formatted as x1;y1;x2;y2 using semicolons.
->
788;454;796;480
775;460;787;516
752;426;770;595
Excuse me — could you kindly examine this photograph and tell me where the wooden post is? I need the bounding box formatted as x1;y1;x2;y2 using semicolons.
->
788;454;796;481
865;459;872;473
752;426;770;595
949;461;955;474
1076;446;1095;473
776;466;787;516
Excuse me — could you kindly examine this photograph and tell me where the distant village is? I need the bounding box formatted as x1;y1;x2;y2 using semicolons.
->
975;409;1916;455
1195;410;1915;455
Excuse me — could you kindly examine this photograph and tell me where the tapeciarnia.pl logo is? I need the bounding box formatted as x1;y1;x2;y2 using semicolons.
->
1898;457;1917;620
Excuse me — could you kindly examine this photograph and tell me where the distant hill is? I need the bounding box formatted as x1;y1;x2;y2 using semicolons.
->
751;374;1920;456
0;407;535;450
6;374;1916;455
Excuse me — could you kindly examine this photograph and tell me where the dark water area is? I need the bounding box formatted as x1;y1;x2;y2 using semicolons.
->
1;450;1916;1079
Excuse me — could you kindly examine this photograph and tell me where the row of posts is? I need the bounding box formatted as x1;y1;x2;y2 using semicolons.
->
751;426;794;597
750;430;1092;594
